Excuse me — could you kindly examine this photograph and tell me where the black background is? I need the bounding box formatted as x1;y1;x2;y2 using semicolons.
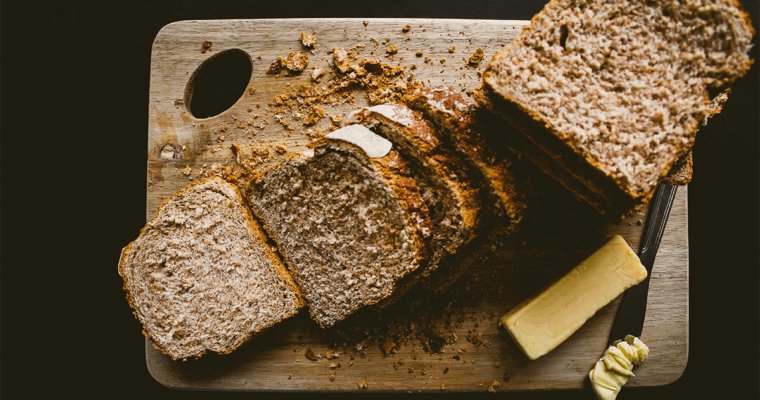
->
2;0;758;399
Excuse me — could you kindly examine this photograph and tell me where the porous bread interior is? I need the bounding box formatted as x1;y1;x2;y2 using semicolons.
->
483;0;754;202
248;143;422;328
119;177;304;360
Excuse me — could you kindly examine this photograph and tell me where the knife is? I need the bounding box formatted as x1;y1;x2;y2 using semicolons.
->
607;183;678;346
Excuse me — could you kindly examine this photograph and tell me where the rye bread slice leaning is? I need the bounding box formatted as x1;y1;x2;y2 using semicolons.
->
247;129;431;328
409;86;533;234
118;177;305;360
355;103;483;296
478;0;754;219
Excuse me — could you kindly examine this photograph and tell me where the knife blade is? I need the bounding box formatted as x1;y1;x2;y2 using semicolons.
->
607;183;678;346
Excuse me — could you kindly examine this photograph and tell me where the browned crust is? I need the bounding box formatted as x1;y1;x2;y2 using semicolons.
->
408;87;532;232
118;177;304;360
356;105;484;298
356;105;482;244
663;152;693;186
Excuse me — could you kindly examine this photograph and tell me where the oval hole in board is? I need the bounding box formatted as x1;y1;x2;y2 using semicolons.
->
184;48;252;119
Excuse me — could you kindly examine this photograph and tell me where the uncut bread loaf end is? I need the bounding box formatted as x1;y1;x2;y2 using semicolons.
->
119;177;305;360
478;0;754;220
246;128;432;328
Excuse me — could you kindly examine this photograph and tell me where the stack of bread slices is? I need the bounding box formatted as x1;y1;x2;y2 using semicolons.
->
120;87;532;360
119;93;530;359
120;0;753;360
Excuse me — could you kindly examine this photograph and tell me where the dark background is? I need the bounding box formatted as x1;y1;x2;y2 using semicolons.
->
2;0;757;398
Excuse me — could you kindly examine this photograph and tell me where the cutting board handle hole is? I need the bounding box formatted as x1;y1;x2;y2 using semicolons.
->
184;48;253;119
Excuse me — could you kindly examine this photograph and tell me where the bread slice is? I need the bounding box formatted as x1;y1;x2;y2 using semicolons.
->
118;177;305;360
355;103;482;295
478;0;754;219
409;86;532;233
246;130;431;328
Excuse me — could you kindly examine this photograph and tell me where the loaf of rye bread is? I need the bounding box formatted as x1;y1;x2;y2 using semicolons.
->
477;0;754;219
246;130;432;328
355;103;484;296
409;86;533;233
118;177;305;360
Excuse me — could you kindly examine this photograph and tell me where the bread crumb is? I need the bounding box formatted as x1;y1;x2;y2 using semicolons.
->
267;57;286;74
381;337;396;354
305;348;318;361
275;143;288;154
286;52;309;72
311;67;324;81
416;50;423;57
363;20;369;27
493;361;499;367
402;25;411;32
288;374;292;379
329;374;336;382
424;56;431;63
387;45;398;55
441;384;446;390
448;46;455;53
201;40;212;53
333;47;351;73
440;58;446;64
303;106;325;125
358;381;368;389
468;48;485;66
408;366;414;373
329;114;342;126
443;367;449;374
300;32;316;47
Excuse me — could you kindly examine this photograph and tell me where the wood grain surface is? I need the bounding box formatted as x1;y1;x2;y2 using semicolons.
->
144;18;688;392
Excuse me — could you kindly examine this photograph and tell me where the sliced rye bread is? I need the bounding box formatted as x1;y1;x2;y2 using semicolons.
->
408;86;533;234
246;129;432;328
478;0;754;219
355;103;483;296
118;177;305;360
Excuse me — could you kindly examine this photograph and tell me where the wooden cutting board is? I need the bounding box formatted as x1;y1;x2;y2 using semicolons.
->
144;18;688;392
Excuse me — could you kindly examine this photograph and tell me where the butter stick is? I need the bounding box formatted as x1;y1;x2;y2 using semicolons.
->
500;235;647;360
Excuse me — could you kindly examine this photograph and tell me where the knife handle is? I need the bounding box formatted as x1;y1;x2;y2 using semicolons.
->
606;183;677;346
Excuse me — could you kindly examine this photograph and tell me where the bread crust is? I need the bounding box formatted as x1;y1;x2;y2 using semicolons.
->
356;103;484;297
408;86;532;231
